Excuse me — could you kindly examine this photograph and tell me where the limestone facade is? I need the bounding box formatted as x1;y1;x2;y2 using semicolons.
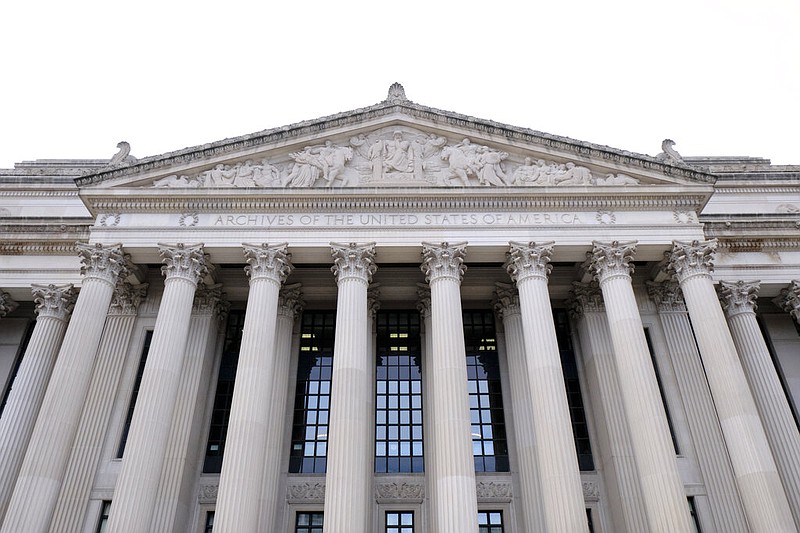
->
0;84;799;532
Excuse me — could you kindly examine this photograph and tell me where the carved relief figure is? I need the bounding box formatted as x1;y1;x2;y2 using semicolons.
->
147;127;641;189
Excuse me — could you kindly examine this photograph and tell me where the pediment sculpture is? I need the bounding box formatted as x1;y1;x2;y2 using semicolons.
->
152;128;639;189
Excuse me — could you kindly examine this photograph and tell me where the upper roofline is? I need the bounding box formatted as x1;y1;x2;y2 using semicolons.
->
74;83;717;187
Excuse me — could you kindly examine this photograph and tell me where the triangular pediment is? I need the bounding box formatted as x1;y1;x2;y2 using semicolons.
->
76;85;715;191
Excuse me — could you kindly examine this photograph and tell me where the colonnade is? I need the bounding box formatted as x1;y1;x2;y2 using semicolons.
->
0;240;798;532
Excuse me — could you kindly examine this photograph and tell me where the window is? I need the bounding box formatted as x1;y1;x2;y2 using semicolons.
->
375;311;423;473
289;311;335;473
478;510;504;533
586;508;594;533
117;330;153;458
204;511;214;533
385;511;414;533
203;310;245;473
295;512;324;533
464;311;509;472
644;328;679;454
95;501;111;533
554;310;595;470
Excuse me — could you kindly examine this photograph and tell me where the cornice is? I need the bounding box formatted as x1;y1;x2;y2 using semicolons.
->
0;242;82;255
79;187;711;214
74;99;716;187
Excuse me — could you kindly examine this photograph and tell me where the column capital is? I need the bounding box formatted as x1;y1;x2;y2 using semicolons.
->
331;242;377;284
0;291;18;317
421;241;467;283
646;281;687;312
192;283;229;321
31;283;76;321
568;281;604;319
77;242;128;287
667;239;717;284
415;283;431;318
493;282;521;320
367;284;381;320
718;280;760;318
159;243;209;286
505;241;554;284
243;243;293;284
108;282;148;316
278;283;305;319
773;280;800;322
589;240;636;284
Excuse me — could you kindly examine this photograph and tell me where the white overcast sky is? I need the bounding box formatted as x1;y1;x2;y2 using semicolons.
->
1;0;798;169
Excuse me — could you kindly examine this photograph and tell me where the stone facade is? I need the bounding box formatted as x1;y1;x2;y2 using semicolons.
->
0;85;799;532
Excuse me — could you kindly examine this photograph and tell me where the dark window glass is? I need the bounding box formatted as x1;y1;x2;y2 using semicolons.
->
117;330;153;458
289;311;335;473
478;510;504;533
96;501;111;533
203;310;245;473
554;310;595;471
385;511;414;533
464;311;509;473
375;311;423;473
0;319;35;417
295;511;324;533
644;328;679;454
688;497;702;532
204;511;214;533
586;508;594;533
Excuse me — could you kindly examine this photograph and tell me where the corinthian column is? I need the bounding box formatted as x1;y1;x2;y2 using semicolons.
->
493;283;546;532
1;243;128;533
323;242;376;533
668;240;794;532
106;243;209;533
774;280;800;322
258;283;304;531
416;284;438;533
719;280;800;525
49;282;148;533
506;242;587;533
569;282;647;533
151;284;228;533
589;241;693;532
0;284;75;523
214;243;292;532
420;242;478;533
647;281;749;532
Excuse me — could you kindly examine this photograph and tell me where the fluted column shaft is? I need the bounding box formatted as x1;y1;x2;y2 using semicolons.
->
49;283;147;533
506;242;587;533
669;240;794;532
322;242;376;533
106;243;208;533
494;284;546;532
421;242;478;533
591;240;693;532
570;283;648;533
258;283;304;532
151;285;227;533
720;280;800;526
0;284;75;523
416;286;438;533
214;244;292;532
1;244;127;533
649;281;749;532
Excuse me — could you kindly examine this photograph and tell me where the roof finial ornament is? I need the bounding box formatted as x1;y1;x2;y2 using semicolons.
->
108;141;138;166
656;139;683;164
386;82;408;104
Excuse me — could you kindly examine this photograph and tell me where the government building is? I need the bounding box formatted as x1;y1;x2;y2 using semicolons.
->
1;84;799;533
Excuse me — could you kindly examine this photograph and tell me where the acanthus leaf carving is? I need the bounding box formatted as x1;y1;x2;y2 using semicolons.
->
286;481;326;503
375;481;425;502
475;481;513;501
718;280;760;318
31;283;77;321
0;291;19;318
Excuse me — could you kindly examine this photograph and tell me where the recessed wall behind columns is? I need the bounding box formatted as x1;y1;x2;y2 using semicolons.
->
760;311;800;418
0;309;34;411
